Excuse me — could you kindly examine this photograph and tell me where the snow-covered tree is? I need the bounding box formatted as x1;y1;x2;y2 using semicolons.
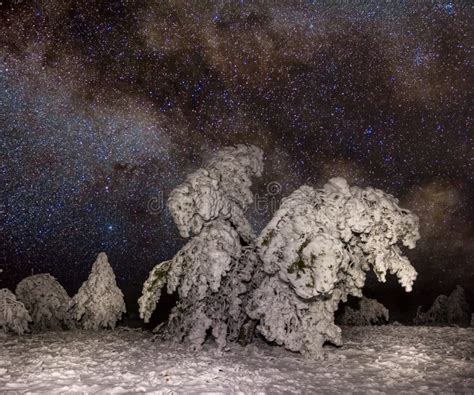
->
414;285;471;327
339;296;389;326
71;252;126;330
139;145;264;350
0;288;31;335
247;177;420;359
15;274;74;331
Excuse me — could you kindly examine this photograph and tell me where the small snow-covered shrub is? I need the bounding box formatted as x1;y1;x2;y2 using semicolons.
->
0;288;31;334
140;219;243;349
414;285;471;327
247;177;420;359
71;252;126;330
139;145;264;350
16;274;74;331
339;297;389;326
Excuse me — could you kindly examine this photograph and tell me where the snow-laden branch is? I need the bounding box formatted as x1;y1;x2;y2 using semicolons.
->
138;260;171;324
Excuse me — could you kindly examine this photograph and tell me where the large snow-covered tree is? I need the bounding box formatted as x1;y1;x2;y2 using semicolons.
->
0;288;31;335
71;252;126;330
339;296;389;326
139;144;264;350
414;285;471;327
247;177;420;359
15;274;74;331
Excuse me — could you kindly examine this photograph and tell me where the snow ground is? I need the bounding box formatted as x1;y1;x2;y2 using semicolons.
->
1;326;472;394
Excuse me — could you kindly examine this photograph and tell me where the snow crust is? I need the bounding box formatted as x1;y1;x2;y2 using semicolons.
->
70;252;126;330
1;326;472;394
339;296;389;326
0;288;31;335
249;178;420;359
15;274;74;331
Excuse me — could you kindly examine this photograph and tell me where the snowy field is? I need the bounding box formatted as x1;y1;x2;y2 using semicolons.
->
1;326;472;394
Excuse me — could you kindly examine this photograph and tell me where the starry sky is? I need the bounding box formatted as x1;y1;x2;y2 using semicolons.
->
1;1;472;318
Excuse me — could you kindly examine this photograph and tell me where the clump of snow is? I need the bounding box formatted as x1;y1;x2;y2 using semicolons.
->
70;252;126;330
0;288;31;335
140;145;264;350
248;177;420;359
168;144;263;242
414;285;471;327
15;274;74;331
0;326;472;393
339;296;389;326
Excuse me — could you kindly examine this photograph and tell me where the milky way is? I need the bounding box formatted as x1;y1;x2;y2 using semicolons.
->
1;1;472;314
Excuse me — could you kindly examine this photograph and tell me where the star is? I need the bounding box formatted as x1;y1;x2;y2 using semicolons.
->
0;1;471;314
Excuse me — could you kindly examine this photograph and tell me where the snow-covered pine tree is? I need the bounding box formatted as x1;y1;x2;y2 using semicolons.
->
339;296;389;326
139;145;264;350
414;285;471;327
71;252;126;330
15;274;74;331
247;177;420;359
0;288;31;335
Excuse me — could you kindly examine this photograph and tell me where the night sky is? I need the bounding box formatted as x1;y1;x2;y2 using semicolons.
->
1;1;472;319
